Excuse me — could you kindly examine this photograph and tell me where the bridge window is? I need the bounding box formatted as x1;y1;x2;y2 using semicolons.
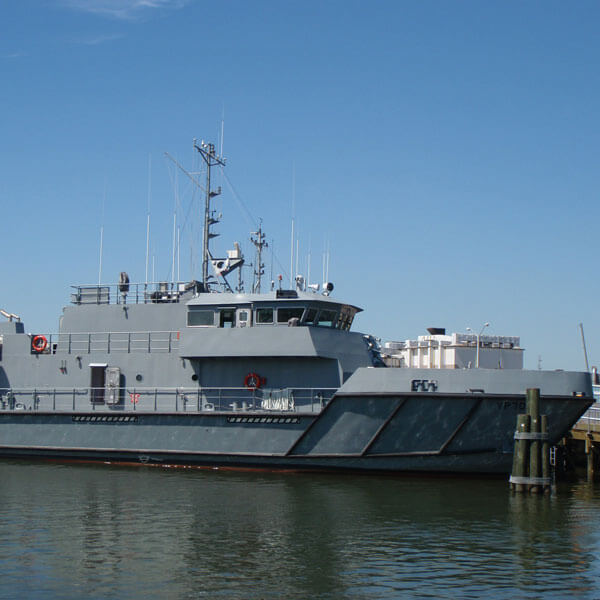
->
303;308;318;325
256;307;274;324
277;307;304;324
188;308;215;327
316;309;338;328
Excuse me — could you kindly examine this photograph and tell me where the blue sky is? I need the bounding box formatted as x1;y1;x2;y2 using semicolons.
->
1;0;599;370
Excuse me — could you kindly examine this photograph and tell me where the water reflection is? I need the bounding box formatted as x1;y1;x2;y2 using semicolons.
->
0;462;600;599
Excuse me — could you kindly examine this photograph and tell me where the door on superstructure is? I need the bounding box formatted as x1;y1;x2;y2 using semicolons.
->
90;364;107;404
237;308;251;328
219;308;236;328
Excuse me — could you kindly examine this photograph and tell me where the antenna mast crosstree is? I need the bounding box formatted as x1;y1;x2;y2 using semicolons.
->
194;139;226;286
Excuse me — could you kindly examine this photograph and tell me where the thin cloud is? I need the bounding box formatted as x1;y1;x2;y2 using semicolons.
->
72;32;125;45
60;0;190;20
3;52;27;59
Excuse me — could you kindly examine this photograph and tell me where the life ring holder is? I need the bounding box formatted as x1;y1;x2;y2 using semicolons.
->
244;372;266;391
32;335;48;353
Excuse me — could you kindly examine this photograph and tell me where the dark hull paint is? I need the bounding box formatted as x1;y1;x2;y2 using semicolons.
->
0;392;591;474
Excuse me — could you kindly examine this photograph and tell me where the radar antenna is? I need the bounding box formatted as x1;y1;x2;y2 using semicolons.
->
194;139;226;286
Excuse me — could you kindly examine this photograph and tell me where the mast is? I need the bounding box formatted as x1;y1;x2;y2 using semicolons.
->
194;139;226;286
250;221;268;293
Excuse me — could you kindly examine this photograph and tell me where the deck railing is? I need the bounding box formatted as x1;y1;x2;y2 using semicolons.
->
0;386;337;414
70;281;199;306
32;331;179;355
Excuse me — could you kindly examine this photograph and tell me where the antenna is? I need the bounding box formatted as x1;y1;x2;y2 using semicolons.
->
145;154;151;286
237;256;244;293
194;139;226;286
171;168;177;285
164;150;205;282
171;212;176;284
220;108;225;157
295;237;299;283
98;224;104;285
290;218;295;287
270;238;274;285
290;163;295;288
326;239;330;283
164;152;204;191
580;323;590;372
307;234;311;290
250;220;268;293
98;181;106;285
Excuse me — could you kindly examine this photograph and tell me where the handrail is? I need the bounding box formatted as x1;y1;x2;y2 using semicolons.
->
70;281;200;306
0;386;337;414
575;404;600;431
27;331;179;355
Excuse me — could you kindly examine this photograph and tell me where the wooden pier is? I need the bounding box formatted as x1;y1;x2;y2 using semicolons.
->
560;403;600;480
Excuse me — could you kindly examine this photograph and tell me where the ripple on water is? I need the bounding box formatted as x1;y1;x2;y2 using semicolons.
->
1;463;600;599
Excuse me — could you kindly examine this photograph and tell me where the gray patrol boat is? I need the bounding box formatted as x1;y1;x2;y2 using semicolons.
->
0;141;592;474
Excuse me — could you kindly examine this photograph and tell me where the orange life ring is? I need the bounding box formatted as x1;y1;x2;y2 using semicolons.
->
244;372;266;390
32;335;47;353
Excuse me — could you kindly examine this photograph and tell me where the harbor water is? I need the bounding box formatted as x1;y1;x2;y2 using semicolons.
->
1;461;600;599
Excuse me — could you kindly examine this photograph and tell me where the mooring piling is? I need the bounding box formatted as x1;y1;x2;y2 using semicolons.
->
509;388;551;493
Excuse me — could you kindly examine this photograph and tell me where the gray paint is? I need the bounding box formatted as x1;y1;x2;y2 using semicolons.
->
0;283;594;474
339;367;592;397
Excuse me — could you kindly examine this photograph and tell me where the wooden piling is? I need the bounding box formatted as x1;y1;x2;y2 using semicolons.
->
541;414;550;493
586;435;595;482
510;388;551;493
511;414;530;493
526;387;540;423
528;389;541;494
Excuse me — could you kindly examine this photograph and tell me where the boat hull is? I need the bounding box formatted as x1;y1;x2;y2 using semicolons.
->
0;389;591;474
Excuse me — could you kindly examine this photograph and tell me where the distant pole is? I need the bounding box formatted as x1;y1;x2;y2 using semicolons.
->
580;323;590;372
476;322;490;368
466;322;489;368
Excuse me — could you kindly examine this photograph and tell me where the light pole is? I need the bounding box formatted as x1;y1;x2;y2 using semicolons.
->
466;322;490;368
